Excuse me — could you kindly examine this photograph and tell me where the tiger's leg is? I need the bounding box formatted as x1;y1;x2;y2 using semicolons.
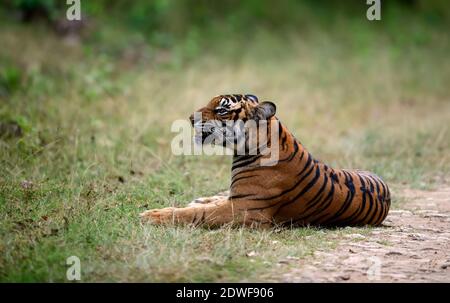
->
187;190;230;207
140;198;273;228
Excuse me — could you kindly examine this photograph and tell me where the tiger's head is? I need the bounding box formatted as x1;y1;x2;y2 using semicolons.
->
189;94;277;152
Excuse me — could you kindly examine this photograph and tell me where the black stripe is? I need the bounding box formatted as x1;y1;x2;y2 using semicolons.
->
229;193;255;200
275;164;322;212
232;107;242;120
232;154;262;171
298;152;313;175
325;171;356;224
359;176;375;224
376;189;390;225
379;179;387;202
366;195;380;225
348;174;369;225
278;121;287;149
366;175;375;193
277;140;300;163
305;174;328;207
323;185;354;225
364;175;383;225
336;174;365;225
306;178;336;224
337;203;362;227
371;175;381;196
374;201;386;226
230;174;258;188
233;94;242;101
250;161;316;202
230;165;262;180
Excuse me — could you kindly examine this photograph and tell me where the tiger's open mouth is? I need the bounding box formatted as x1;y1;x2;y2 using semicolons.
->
193;121;233;146
192;119;249;148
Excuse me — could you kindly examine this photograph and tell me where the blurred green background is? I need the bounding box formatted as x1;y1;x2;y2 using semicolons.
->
1;0;449;64
0;0;449;282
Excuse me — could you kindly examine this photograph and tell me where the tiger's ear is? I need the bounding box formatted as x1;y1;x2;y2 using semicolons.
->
254;101;276;120
245;94;259;103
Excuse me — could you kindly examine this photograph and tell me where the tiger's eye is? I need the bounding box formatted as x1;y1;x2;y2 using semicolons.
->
216;108;228;115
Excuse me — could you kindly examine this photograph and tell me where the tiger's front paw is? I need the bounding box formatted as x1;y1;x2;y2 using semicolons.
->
139;207;175;225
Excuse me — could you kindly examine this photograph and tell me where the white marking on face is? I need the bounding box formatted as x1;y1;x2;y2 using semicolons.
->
220;97;232;108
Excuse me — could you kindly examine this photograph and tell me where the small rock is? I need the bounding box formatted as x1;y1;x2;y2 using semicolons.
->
386;251;403;256
409;234;427;241
423;214;448;219
339;275;350;281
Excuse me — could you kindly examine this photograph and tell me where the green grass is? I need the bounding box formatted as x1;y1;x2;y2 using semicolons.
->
0;9;449;281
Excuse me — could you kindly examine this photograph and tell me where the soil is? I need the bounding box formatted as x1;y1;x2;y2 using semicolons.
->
278;186;450;282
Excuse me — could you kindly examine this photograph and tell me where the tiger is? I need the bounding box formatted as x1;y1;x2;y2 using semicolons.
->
140;94;391;228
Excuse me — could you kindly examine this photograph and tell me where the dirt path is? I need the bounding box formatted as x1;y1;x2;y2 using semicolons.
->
279;186;450;282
